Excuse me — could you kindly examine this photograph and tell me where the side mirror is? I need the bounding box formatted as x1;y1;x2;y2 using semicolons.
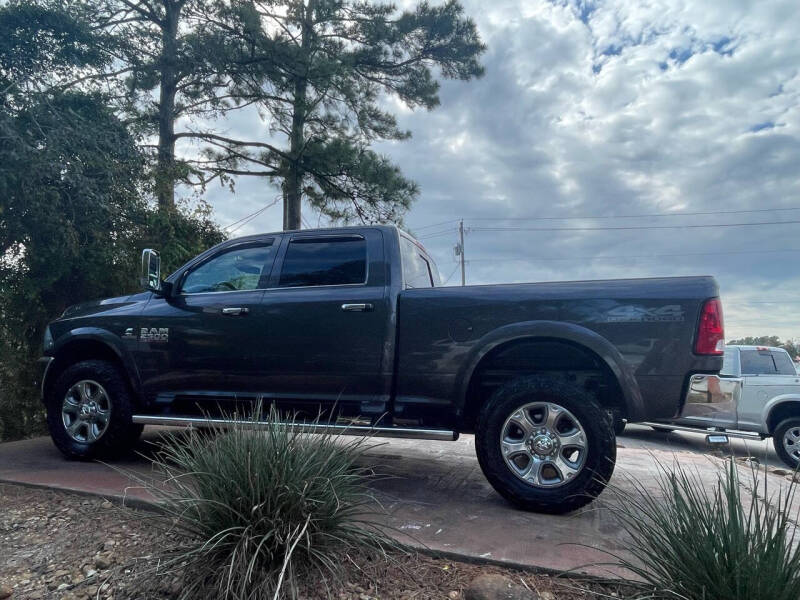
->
141;249;161;292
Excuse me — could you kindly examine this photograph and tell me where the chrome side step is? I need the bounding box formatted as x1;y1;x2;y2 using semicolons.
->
641;422;765;441
132;414;459;442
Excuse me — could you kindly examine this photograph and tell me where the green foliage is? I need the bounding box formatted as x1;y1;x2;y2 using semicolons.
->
302;139;419;224
0;2;224;441
141;200;225;275
0;89;146;440
0;89;223;441
208;0;486;227
0;1;107;90
86;0;283;206
6;0;486;227
728;336;800;359
131;405;391;599
607;458;800;600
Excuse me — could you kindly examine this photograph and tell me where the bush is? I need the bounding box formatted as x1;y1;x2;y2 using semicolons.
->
607;457;800;600
138;405;391;599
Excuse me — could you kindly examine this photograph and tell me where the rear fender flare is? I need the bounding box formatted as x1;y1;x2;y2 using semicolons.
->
456;320;645;422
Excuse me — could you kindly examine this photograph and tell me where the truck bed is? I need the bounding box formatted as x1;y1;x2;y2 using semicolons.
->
395;276;722;427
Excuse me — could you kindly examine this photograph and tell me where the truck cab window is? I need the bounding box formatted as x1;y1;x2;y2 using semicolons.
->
740;350;778;375
181;243;274;294
772;351;797;375
401;236;434;288
279;237;366;287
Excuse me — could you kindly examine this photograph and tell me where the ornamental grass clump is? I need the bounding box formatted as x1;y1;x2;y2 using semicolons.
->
607;457;800;600
140;405;392;599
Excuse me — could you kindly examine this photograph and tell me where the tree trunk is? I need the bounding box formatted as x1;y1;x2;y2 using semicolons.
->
155;0;181;212
284;91;304;229
283;0;314;231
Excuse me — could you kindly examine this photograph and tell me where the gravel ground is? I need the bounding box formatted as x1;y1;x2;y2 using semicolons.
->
0;483;636;599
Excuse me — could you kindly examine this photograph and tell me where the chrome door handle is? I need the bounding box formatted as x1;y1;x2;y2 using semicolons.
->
221;307;248;316
341;303;373;312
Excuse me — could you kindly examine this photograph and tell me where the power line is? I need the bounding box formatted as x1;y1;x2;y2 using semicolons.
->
224;202;272;229
410;206;800;233
438;248;800;263
411;219;462;232
727;301;800;305
469;219;800;233
419;228;459;240
225;199;280;234
441;263;461;285
464;205;800;222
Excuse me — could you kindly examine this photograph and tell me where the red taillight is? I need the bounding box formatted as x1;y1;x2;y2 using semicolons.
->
695;298;725;355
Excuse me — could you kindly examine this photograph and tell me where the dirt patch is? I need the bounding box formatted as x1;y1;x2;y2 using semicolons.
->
0;483;637;599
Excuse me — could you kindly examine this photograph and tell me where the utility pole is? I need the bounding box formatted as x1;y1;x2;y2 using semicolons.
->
457;219;466;286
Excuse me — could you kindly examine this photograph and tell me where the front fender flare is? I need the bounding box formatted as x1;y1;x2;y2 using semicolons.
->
455;320;645;422
44;327;142;400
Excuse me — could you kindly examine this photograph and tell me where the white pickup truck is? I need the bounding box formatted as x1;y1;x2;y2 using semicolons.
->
646;345;800;468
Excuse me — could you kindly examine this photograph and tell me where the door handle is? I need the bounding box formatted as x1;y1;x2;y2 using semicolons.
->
221;307;249;316
341;303;373;312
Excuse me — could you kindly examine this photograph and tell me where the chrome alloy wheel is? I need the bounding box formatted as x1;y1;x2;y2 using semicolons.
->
500;402;588;488
783;426;800;463
61;380;112;443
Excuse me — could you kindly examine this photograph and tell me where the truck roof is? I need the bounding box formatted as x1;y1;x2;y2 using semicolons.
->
726;345;788;353
229;224;403;240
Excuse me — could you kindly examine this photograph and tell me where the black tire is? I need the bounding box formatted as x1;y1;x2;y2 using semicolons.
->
45;359;143;460
773;418;800;469
475;376;616;514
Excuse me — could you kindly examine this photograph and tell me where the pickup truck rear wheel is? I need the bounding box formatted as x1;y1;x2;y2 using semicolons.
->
476;377;616;514
773;418;800;469
45;359;143;460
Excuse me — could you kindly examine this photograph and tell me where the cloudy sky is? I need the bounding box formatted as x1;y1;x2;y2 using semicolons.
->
194;0;800;341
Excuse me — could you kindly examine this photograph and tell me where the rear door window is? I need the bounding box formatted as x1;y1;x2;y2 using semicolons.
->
278;236;367;287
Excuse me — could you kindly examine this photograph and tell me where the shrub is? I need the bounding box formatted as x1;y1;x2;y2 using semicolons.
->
136;405;392;599
607;457;800;600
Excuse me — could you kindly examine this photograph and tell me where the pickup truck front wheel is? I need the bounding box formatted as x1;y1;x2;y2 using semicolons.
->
45;359;143;460
773;418;800;469
476;377;616;514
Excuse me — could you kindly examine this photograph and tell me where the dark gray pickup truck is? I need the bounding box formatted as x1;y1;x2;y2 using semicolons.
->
38;225;725;512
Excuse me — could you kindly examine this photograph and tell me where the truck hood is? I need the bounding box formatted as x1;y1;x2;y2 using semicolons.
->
60;291;152;319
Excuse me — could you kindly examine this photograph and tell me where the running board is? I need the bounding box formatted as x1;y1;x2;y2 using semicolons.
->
132;414;459;442
641;422;765;441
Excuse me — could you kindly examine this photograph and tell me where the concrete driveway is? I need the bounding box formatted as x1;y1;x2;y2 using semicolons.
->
620;423;785;469
0;426;792;579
